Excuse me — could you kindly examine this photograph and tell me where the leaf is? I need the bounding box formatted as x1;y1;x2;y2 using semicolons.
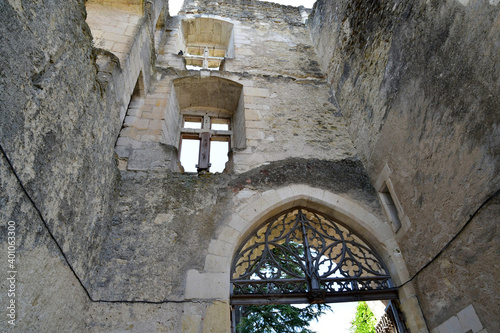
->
349;302;376;333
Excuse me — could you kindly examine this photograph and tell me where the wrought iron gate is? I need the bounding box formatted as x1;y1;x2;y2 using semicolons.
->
230;207;399;305
376;301;407;333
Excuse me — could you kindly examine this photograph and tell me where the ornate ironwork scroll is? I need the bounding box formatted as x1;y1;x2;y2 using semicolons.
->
231;208;398;305
376;301;407;333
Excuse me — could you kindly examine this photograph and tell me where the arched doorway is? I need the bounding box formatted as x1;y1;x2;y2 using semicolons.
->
230;207;406;332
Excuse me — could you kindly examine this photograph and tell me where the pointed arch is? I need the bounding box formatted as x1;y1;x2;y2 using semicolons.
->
184;185;424;332
230;207;398;305
185;185;410;300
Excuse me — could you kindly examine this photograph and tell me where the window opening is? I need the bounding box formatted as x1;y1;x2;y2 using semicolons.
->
211;117;230;130
233;301;408;333
183;116;203;129
180;18;234;71
210;140;230;172
179;114;232;173
179;137;200;173
233;302;332;333
379;183;402;232
185;46;225;70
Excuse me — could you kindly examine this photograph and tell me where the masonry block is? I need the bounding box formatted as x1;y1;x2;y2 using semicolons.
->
202;302;231;333
185;270;228;299
244;109;261;121
208;239;234;257
132;118;149;130
226;214;248;234
204;254;231;273
457;305;483;333
437;316;463;333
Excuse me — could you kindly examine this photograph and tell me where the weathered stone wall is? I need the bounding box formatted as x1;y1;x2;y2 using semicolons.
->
115;69;357;173
0;0;120;293
93;158;381;301
87;0;169;122
0;154;91;332
86;301;185;332
0;0;164;331
309;0;500;331
231;75;355;171
6;0;489;331
120;2;357;174
90;0;144;14
416;194;499;332
159;0;321;78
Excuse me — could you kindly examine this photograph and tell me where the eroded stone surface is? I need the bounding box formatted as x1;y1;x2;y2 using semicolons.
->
309;0;499;330
1;0;498;332
93;158;381;301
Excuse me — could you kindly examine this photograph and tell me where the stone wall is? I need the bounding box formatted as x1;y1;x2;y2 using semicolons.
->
0;153;91;332
119;3;357;174
0;0;165;331
1;0;361;331
5;0;495;331
0;1;114;330
309;0;500;331
0;0;120;293
158;0;319;78
92;158;382;300
115;69;356;173
419;195;499;333
86;0;169;122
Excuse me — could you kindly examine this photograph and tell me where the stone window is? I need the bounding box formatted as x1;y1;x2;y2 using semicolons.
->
163;76;245;173
178;18;235;70
179;114;232;172
378;182;402;232
374;164;407;233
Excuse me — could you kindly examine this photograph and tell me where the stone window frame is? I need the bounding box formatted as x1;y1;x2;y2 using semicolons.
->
374;164;411;234
177;17;236;71
179;111;233;172
164;76;246;174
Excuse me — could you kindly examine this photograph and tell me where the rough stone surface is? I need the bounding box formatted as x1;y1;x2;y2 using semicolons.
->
309;0;499;330
116;68;357;173
1;0;498;331
0;154;90;332
0;0;168;330
202;301;231;333
179;0;321;78
0;0;120;292
86;302;183;332
94;158;381;300
416;195;499;332
124;3;358;174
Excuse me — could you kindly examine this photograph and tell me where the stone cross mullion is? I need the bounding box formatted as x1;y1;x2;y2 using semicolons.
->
197;115;212;172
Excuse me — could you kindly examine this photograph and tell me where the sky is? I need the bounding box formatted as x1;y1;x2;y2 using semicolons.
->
169;0;317;16
308;302;358;333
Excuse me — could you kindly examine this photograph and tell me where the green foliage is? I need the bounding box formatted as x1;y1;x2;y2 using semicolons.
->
236;303;331;333
350;301;376;333
269;242;306;278
237;241;331;333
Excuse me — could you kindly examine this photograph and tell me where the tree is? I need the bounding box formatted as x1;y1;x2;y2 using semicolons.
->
350;301;376;333
236;303;330;333
235;241;332;333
